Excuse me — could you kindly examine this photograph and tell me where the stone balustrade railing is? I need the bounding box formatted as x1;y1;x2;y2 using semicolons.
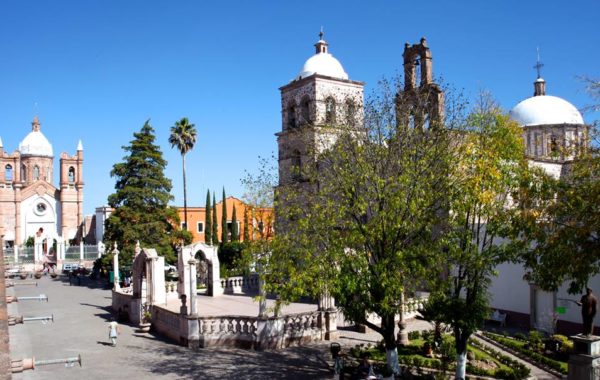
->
220;274;259;295
151;305;181;342
191;310;326;349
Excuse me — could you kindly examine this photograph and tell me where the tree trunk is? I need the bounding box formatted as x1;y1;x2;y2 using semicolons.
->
454;330;469;380
182;154;188;231
382;314;401;375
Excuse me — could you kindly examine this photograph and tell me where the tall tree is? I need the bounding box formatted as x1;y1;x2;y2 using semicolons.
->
423;94;531;379
212;193;218;245
104;120;179;263
243;207;250;242
267;79;454;372
221;187;228;243
204;189;212;245
168;117;197;231
231;204;239;241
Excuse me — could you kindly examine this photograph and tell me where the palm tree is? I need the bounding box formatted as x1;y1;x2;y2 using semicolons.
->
169;117;197;232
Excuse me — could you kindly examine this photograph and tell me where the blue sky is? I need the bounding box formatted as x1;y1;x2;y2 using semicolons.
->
1;1;598;215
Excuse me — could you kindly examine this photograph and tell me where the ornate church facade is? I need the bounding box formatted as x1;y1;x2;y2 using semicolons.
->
0;117;84;247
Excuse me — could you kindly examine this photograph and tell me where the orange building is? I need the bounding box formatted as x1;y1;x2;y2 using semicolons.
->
176;196;273;244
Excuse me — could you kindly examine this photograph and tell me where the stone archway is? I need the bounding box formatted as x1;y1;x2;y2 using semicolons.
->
194;250;210;294
178;243;222;306
130;248;166;324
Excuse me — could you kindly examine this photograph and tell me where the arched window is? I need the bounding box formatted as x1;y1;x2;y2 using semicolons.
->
346;100;356;127
4;165;13;181
301;97;310;124
288;103;297;130
68;167;75;182
21;165;26;181
291;150;302;181
325;97;336;124
33;165;40;181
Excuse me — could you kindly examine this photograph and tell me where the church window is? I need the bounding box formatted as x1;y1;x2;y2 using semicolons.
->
291;150;302;181
68;167;75;182
346;100;356;126
197;222;204;233
288;104;297;129
325;97;336;124
21;165;26;181
33;165;40;181
4;165;13;181
301;97;310;124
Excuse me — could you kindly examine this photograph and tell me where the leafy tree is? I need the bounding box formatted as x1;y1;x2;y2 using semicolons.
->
243;207;250;242
231;204;239;241
268;79;455;372
423;94;530;379
204;189;212;245
221;188;228;243
212;192;218;245
104;120;180;264
168;117;197;231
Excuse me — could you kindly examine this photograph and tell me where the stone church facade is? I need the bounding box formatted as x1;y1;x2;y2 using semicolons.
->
277;33;592;334
0;117;84;247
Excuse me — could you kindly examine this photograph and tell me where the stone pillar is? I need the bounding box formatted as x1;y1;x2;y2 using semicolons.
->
79;242;84;261
13;245;18;264
319;290;338;340
397;291;409;345
188;259;197;316
112;242;120;291
568;335;600;380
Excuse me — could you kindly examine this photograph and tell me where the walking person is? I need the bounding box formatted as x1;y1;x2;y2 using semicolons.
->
108;318;121;347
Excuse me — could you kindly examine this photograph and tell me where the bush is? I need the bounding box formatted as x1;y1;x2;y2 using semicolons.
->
408;330;422;340
514;332;527;341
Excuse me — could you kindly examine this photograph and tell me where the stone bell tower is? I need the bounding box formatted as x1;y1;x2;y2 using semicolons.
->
59;140;84;240
276;31;364;186
396;38;444;130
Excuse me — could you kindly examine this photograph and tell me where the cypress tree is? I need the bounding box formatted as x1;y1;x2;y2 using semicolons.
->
204;189;212;245
231;204;239;241
221;187;228;243
212;192;218;245
243;206;250;241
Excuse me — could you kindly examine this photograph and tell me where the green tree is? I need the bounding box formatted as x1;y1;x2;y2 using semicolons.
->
267;79;454;372
424;95;530;379
104;120;180;264
243;207;250;242
204;189;212;245
221;188;228;243
231;204;239;241
168;117;197;231
212;193;218;245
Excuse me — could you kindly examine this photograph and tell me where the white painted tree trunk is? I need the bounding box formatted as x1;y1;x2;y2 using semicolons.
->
455;351;467;380
386;348;401;375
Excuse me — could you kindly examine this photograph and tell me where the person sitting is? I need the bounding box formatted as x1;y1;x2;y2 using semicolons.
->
356;353;376;379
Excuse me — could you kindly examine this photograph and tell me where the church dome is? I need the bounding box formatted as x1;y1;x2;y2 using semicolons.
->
510;83;584;127
296;33;348;81
18;117;53;157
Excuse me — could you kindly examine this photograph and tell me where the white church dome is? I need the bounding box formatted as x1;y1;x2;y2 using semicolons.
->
18;117;53;157
296;33;348;81
510;94;584;127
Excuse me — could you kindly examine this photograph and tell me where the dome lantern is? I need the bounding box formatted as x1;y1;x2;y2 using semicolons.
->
296;30;348;81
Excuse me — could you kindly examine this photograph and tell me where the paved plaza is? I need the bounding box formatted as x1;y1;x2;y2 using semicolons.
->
7;275;559;379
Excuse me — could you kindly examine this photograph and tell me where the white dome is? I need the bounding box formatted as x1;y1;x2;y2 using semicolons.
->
19;130;53;157
510;95;584;127
297;51;348;80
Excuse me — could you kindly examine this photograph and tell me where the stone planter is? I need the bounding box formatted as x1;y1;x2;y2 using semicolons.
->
19;273;28;280
139;322;151;333
34;272;43;279
50;273;58;279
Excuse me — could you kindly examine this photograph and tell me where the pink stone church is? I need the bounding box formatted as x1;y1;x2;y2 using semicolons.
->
0;116;84;247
